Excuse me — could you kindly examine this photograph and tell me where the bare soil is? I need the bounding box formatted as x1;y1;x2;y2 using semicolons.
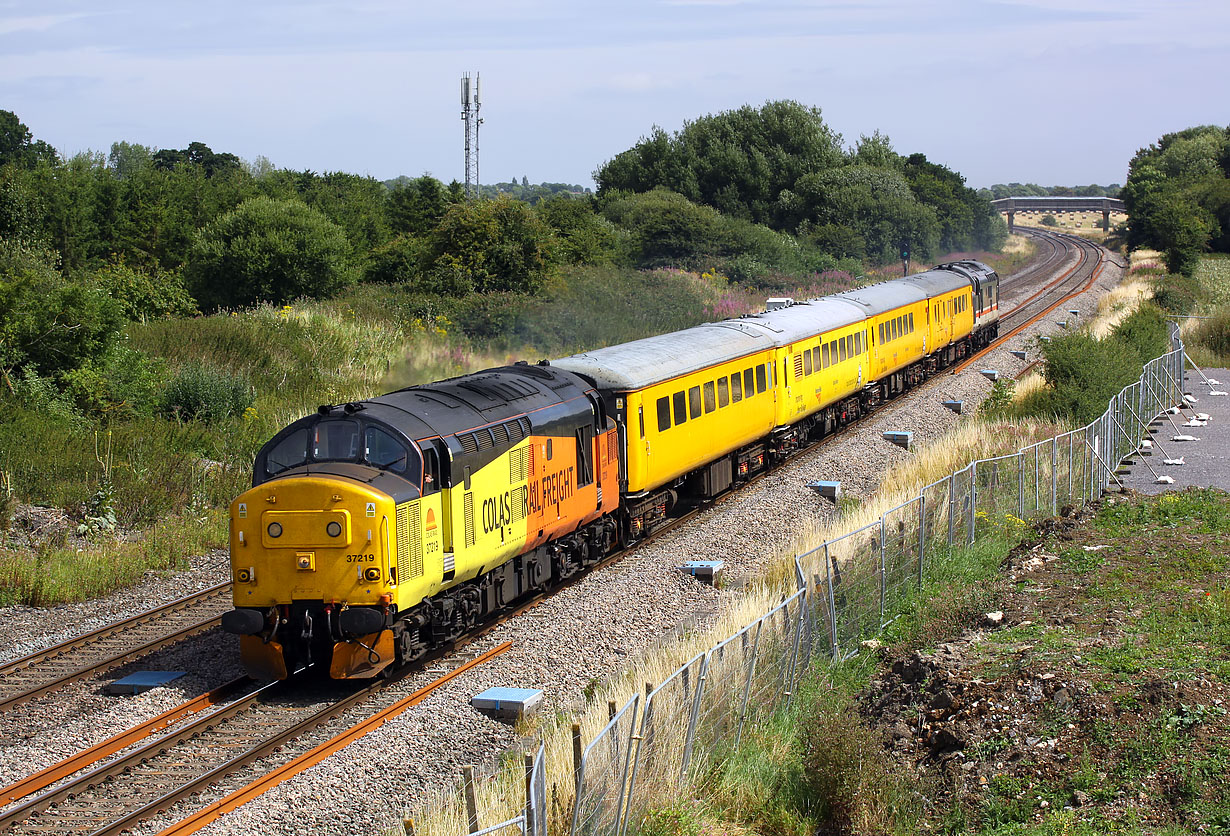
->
861;490;1230;833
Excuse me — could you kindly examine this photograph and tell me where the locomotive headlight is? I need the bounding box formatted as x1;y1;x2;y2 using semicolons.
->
326;521;342;538
267;522;283;538
363;567;381;582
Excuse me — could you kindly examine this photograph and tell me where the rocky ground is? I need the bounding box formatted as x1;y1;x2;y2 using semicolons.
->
863;490;1230;832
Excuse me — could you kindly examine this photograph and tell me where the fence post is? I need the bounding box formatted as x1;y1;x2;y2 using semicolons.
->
946;472;955;547
968;461;977;545
824;544;839;659
1051;436;1058;516
735;623;763;747
878;520;887;626
524;753;535;836
463;766;480;834
917;495;926;590
1018;452;1025;519
679;654;708;784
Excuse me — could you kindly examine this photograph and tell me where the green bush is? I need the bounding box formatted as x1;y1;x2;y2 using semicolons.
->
1194;307;1230;358
1151;270;1201;314
90;260;198;321
186;195;355;309
160;364;253;422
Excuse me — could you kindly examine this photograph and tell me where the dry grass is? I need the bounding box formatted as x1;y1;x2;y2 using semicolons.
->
1087;280;1154;339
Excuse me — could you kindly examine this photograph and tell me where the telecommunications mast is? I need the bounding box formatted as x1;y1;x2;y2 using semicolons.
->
461;72;482;198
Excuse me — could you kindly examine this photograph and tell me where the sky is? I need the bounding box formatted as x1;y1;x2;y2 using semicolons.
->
2;1;1227;191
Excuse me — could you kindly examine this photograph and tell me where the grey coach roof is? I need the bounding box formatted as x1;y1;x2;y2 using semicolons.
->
553;296;869;390
833;279;928;317
552;322;771;390
738;297;867;345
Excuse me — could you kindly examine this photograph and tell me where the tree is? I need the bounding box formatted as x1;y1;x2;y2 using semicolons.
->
107;142;153;180
535;195;618;265
0;110;57;169
422;195;558;293
186;196;354;309
0;240;122;386
153;141;242;179
595;101;845;228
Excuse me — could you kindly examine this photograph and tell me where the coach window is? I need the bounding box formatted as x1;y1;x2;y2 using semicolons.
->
703;381;716;413
657;397;671;432
836;337;845;362
717;376;729;407
731;373;742;402
803;350;812;376
688;386;702;419
265;428;309;476
855;332;862;354
909;312;914;332
743;368;754;396
820;344;828;369
756;364;767;394
673;391;687;426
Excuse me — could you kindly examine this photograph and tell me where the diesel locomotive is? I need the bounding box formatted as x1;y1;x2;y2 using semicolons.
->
221;260;999;680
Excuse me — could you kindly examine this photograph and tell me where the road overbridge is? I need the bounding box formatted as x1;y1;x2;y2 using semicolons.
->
990;196;1125;232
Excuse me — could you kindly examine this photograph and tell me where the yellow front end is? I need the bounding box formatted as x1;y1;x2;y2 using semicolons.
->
227;475;406;680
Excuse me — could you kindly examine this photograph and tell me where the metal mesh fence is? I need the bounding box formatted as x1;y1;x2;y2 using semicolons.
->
571;695;639;836
563;339;1185;836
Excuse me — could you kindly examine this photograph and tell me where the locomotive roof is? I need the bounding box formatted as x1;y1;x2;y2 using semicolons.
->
370;363;590;441
831;278;929;316
552;321;771;391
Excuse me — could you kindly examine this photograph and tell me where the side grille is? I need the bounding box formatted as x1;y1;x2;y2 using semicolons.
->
512;486;527;523
607;432;618;464
510;447;529;482
463;492;476;547
492;423;509;446
395;502;424;579
459;433;478;454
794;355;804;379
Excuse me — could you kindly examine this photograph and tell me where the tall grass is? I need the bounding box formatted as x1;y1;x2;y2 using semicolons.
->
0;509;226;607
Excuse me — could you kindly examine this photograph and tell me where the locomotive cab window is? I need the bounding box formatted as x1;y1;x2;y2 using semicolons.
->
421;447;440;494
314;419;360;461
364;426;413;475
266;428;309;476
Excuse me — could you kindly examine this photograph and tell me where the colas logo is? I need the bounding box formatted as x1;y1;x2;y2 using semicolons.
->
425;508;438;533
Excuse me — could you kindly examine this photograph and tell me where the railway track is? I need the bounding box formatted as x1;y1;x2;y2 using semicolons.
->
0;583;231;713
953;229;1112;375
0;644;510;836
0;228;1105;835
